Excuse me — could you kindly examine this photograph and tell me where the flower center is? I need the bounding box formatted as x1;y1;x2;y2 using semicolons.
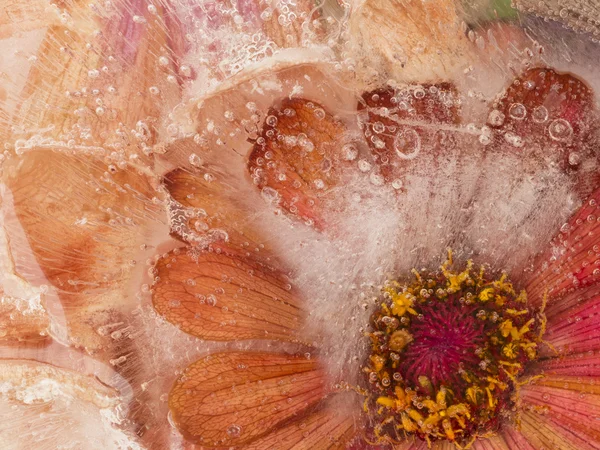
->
363;251;545;447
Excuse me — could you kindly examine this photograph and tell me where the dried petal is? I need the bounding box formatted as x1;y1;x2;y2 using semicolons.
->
169;352;327;446
248;98;348;229
13;1;182;151
152;247;303;341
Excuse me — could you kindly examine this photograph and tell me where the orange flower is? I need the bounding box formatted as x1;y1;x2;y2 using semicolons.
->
3;0;600;449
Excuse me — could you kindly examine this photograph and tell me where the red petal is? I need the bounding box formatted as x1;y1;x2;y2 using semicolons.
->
248;98;349;230
488;68;598;179
357;83;460;182
168;352;327;446
152;247;303;342
526;187;600;306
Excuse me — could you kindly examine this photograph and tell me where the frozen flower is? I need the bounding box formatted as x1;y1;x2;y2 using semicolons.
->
2;0;600;449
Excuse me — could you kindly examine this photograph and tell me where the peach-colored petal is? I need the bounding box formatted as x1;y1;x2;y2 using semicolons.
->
0;0;51;38
169;352;327;446
248;97;349;229
358;83;460;182
520;378;600;448
152;247;303;342
163;167;273;257
2;149;161;350
13;0;182;151
245;401;356;450
348;0;473;85
525;186;600;306
0;359;140;448
495;426;537;450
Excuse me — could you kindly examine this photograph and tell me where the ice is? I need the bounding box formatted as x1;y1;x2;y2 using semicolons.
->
1;0;600;448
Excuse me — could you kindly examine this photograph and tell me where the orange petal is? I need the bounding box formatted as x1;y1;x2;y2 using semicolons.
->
245;400;356;450
169;352;328;446
525;187;600;306
348;0;473;85
164;61;354;189
248;97;348;229
358;83;460;182
152;247;303;341
2;148;160;350
163;167;272;258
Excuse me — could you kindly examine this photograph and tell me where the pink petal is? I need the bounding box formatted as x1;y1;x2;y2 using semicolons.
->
520;379;600;448
519;409;599;450
534;351;600;377
543;283;600;354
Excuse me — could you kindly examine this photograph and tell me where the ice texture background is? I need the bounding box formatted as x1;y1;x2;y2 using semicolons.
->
1;0;600;448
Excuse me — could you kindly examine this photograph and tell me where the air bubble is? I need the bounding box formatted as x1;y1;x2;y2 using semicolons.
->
487;110;505;126
226;425;242;438
189;153;203;168
548;119;573;141
394;129;421;160
342;143;358;161
508;103;527;120
532;106;548;123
